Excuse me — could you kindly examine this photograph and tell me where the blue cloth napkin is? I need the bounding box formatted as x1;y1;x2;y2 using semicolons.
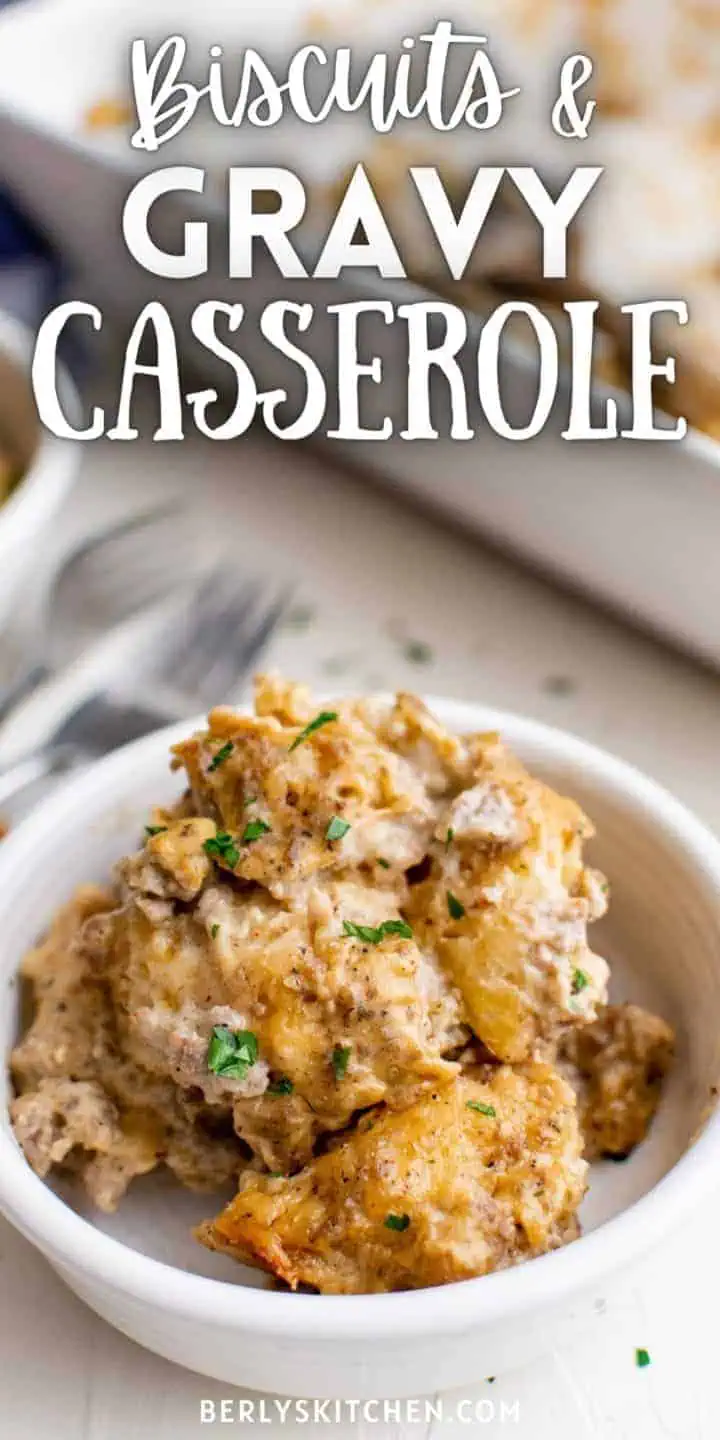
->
0;0;64;323
0;189;62;330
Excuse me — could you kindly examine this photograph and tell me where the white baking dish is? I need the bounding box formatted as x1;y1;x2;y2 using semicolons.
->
0;0;717;666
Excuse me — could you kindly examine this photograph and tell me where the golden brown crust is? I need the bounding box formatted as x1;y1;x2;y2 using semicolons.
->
171;682;464;901
406;735;609;1062
199;1064;587;1294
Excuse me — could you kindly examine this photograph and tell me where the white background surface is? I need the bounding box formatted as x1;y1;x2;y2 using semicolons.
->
3;426;720;1437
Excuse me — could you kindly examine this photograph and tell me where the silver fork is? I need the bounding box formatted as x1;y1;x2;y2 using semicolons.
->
0;503;204;722
0;564;290;810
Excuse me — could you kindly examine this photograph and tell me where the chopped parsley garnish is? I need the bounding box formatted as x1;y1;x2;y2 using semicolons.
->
242;818;271;844
244;794;257;807
331;1044;351;1080
207;1027;258;1080
542;674;576;698
385;1213;411;1232
466;1100;497;1118
447;891;466;920
210;923;220;940
284;603;315;632
203;831;240;868
445;827;454;849
145;825;167;837
208;740;233;772
377;858;390;869
635;1348;651;1369
267;1076;294;1096
288;710;338;752
326;816;351;842
342;919;413;944
572;968;590;994
404;640;433;665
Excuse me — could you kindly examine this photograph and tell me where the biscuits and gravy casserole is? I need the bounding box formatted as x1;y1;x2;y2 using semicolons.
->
10;677;674;1294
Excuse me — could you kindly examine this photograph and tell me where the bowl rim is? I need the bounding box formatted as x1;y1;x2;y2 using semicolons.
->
1;695;719;1340
0;310;79;550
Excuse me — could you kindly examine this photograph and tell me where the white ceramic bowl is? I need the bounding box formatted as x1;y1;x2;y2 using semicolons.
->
0;311;79;629
0;697;719;1399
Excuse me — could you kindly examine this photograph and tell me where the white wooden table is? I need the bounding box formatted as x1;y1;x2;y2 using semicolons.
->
2;429;720;1438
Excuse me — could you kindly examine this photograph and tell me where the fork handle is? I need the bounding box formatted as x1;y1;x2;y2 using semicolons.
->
0;662;51;726
0;742;84;810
